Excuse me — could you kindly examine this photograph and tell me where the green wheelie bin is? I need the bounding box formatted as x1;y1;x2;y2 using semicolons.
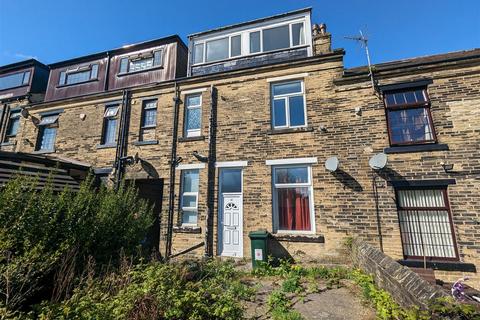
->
248;230;270;269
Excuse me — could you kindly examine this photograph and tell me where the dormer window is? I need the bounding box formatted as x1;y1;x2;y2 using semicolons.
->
58;64;98;86
0;71;31;91
192;20;307;65
119;50;163;74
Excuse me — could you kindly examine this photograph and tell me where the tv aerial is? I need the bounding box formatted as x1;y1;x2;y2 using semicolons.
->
345;30;378;95
368;153;387;171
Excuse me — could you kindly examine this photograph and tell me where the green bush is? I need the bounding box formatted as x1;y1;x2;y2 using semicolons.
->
0;175;152;313
36;259;252;320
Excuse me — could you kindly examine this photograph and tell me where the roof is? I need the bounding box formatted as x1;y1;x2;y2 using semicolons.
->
0;151;92;191
0;151;91;170
188;7;311;38
343;48;480;77
48;35;187;68
0;59;49;74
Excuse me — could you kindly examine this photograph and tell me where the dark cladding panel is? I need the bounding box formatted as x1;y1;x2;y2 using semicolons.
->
190;47;308;76
45;57;108;101
109;42;179;90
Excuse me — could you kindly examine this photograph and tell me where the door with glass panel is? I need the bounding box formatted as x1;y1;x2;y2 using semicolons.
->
218;168;243;257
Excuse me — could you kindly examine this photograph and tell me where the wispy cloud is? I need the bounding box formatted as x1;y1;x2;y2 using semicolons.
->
1;50;39;62
13;52;38;60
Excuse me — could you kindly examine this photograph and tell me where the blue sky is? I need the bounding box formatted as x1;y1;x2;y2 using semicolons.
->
0;0;479;68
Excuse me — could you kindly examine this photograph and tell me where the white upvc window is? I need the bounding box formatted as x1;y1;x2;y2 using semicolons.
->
191;17;308;65
180;169;200;225
185;93;202;137
272;165;315;234
271;80;307;129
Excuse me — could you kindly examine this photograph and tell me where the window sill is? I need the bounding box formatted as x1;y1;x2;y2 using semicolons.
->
56;78;98;88
178;136;205;142
33;149;55;154
267;127;314;135
173;225;202;234
132;140;158;146
398;260;476;272
96;143;116;149
1;141;16;146
272;234;325;243
117;66;164;77
384;143;449;154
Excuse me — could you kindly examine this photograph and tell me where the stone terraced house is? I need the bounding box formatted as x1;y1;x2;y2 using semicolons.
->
0;8;479;289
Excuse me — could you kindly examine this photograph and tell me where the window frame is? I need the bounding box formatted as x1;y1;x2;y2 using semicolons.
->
179;169;200;226
118;49;163;75
272;164;315;234
394;187;459;262
58;64;99;86
140;99;158;129
35;114;59;152
5;110;21;138
270;79;307;129
383;87;437;146
191;18;307;66
101;105;119;146
184;93;202;137
0;70;31;91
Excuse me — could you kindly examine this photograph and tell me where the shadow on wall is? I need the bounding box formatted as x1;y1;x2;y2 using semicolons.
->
331;169;363;192
267;237;294;263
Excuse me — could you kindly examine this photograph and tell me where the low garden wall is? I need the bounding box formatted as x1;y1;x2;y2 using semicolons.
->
352;238;448;308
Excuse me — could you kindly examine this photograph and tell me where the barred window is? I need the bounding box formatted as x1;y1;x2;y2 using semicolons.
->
396;188;458;260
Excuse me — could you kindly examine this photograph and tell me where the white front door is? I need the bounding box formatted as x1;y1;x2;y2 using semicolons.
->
218;168;243;257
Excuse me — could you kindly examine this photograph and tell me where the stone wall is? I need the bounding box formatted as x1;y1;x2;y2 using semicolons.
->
352;238;448;308
6;47;480;289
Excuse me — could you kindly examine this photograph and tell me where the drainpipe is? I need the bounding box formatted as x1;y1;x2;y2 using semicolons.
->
0;104;6;143
372;173;384;252
165;82;181;259
104;52;111;92
114;89;130;189
204;85;218;257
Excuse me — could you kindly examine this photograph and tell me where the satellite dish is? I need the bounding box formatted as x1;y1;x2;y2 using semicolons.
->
369;153;387;170
325;156;339;172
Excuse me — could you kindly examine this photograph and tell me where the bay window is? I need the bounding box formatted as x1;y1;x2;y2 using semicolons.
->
384;87;436;146
180;169;199;225
271;80;306;128
273;165;314;232
396;188;458;260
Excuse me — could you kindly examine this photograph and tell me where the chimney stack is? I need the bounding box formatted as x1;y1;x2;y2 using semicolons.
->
312;23;332;55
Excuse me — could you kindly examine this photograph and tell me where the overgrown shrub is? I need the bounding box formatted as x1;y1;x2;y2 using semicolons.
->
36;259;252;320
0;175;152;314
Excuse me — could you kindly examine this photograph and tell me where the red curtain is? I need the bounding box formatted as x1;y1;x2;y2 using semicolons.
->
278;188;311;231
